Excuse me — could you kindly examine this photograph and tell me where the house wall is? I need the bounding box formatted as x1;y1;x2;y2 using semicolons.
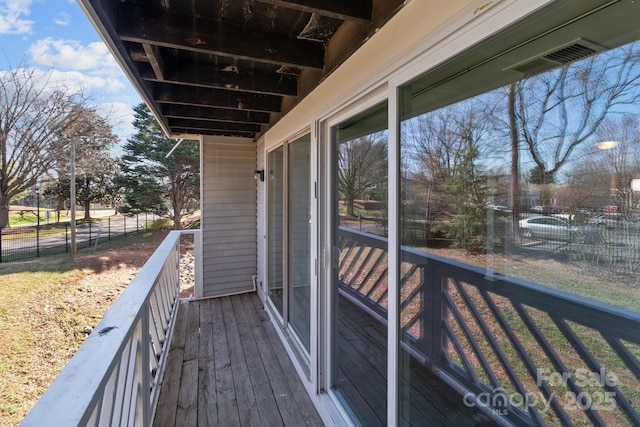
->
253;0;554;424
201;136;257;298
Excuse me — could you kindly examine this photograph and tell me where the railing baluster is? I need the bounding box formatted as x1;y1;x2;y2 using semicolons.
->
21;231;186;427
552;316;640;426
477;289;546;425
443;291;501;389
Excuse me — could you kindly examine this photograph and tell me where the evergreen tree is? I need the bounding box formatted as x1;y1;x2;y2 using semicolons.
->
117;104;199;229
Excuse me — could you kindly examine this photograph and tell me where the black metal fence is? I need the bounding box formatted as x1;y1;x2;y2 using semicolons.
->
0;213;159;263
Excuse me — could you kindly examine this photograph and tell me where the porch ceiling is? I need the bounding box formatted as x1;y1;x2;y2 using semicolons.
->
79;0;406;139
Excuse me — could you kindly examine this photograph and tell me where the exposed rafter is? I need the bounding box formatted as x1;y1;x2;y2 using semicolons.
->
117;4;325;70
154;84;283;113
136;61;298;97
78;0;405;139
255;0;372;24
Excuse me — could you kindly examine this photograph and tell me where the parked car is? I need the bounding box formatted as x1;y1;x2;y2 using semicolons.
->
588;213;624;228
519;216;597;242
530;205;554;214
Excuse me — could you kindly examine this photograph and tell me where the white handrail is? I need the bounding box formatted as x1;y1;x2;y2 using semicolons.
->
20;231;186;427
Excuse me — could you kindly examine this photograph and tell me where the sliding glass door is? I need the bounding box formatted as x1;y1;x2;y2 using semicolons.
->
288;136;311;351
330;103;389;426
267;134;312;354
267;146;284;315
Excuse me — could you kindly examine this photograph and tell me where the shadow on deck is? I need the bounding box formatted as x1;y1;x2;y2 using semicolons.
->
154;293;324;426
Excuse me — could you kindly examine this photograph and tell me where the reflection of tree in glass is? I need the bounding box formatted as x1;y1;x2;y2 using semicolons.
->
403;104;491;251
566;115;640;215
337;132;387;217
514;41;640;186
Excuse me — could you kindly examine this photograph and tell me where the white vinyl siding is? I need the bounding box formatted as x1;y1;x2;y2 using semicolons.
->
201;136;257;297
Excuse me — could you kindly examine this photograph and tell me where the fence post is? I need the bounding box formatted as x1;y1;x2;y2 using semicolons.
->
0;227;3;263
136;214;139;233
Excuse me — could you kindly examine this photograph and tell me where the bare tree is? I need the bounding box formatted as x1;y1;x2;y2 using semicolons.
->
337;132;387;216
403;102;492;218
567;115;640;215
0;66;88;227
515;41;640;185
52;106;119;219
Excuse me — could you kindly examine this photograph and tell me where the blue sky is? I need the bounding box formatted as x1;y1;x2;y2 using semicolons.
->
0;0;142;144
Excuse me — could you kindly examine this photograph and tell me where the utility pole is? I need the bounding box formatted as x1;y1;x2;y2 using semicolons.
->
71;138;77;255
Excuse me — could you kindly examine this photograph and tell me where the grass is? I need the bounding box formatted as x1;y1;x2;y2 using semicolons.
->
0;230;168;426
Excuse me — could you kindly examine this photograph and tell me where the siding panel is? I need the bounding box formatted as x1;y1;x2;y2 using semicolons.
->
202;136;257;297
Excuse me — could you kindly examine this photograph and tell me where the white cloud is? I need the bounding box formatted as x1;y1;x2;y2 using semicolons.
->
0;0;34;34
47;69;125;93
0;66;122;96
54;12;70;26
26;37;128;95
28;37;118;71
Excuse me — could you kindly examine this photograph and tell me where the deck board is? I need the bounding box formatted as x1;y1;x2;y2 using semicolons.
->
154;292;496;427
154;294;324;427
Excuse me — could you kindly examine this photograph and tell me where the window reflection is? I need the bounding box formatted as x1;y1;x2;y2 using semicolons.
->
401;40;640;303
399;39;640;426
333;103;388;426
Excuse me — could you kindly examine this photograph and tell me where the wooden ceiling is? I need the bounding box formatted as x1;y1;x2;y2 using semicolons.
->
80;0;406;139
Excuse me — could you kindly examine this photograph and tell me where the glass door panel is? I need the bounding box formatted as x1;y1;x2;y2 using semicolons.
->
331;102;388;426
288;134;311;352
268;146;284;316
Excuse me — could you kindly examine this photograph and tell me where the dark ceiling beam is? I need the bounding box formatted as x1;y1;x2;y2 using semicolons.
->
136;61;298;97
168;118;262;133
170;126;257;138
255;0;372;24
117;4;325;70
162;105;271;125
154;84;282;113
142;43;165;81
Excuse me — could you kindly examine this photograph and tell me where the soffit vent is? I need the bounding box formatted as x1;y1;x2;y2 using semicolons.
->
506;38;604;77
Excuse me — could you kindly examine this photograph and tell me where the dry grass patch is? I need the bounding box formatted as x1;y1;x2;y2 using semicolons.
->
0;230;169;427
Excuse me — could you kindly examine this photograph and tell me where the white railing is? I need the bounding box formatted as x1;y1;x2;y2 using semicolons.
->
20;230;195;427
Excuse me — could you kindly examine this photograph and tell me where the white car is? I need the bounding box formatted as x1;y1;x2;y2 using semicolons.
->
519;216;595;242
588;213;624;228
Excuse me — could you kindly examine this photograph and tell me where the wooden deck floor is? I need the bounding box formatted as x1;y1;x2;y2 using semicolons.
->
153;292;324;427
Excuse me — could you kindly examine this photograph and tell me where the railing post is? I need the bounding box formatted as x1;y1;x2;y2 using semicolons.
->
422;260;445;368
141;304;152;426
